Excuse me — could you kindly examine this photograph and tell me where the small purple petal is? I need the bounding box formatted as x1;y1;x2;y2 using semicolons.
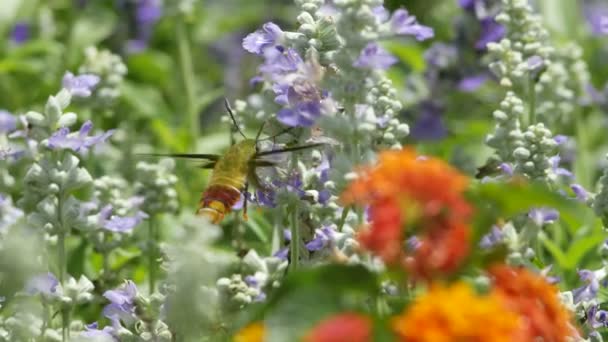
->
391;9;434;41
476;18;505;50
353;43;398;70
457;74;488;92
372;6;390;22
479;225;503;249
62;72;100;97
25;273;59;296
273;247;289;260
411;102;447;141
48;121;114;153
0;110;17;133
499;163;514;176
527;55;544;70
243;22;284;55
571;184;589;202
528;208;559;226
554;135;568;145
10;22;30;44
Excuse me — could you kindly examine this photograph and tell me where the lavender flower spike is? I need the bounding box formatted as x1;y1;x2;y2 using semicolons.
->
390;9;434;41
62;72;100;97
243;22;284;55
353;43;397;70
0;110;17;133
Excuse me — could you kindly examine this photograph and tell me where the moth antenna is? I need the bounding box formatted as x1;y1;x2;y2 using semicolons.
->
258;127;294;142
255;121;267;143
224;98;247;139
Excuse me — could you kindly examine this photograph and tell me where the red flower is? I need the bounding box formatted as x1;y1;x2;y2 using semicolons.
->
489;264;579;341
341;148;473;279
304;312;372;342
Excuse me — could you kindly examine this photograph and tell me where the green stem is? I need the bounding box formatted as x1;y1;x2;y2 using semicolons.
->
290;205;300;271
337;206;350;232
148;217;158;294
574;113;592;189
57;232;66;284
176;19;198;145
528;75;536;126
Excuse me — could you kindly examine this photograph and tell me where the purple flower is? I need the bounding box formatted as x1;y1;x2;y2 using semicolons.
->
457;74;488;92
103;280;138;323
273;248;289;260
411;101;447;141
540;265;560;284
584;3;608;35
0;110;17;133
277;99;322;127
372;6;390;22
48;121;115;153
424;43;457;68
259;47;302;76
25;273;59;296
10;22;30;44
571;184;589;202
98;205;148;233
549;155;573;178
528;208;559;226
458;0;476;10
81;322;117;341
499;163;514;176
136;0;162;25
554;135;568;145
475;18;505;50
479;225;503;249
587;305;608;329
390;9;434;41
62;72;100;97
527;55;544;71
573;270;600;303
406;236;421;251
126;0;162;53
353;43;397;70
306;225;335;251
242;22;284;55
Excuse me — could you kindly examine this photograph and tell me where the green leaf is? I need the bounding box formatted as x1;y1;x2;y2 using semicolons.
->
562;230;605;270
67;239;88;278
540;233;569;268
126;51;173;86
242;264;378;341
245;214;270;244
67;9;117;66
120;81;171;118
384;42;426;72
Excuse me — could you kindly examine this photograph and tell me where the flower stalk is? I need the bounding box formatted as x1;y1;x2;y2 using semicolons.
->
176;19;198;144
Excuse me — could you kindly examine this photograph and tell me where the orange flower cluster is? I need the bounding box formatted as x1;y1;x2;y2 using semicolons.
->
304;312;372;342
489;265;579;341
233;322;264;342
392;282;526;342
341;148;473;279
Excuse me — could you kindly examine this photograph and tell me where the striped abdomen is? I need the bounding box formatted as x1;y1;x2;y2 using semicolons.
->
197;184;242;224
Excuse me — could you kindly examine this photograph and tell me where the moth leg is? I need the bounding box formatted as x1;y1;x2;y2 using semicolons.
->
242;182;249;221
